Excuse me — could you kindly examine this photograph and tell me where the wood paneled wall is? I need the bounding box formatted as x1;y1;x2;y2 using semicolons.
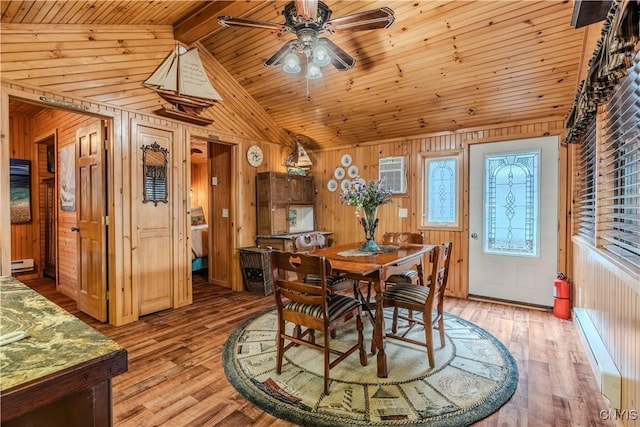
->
190;163;208;213
572;241;639;423
2;79;287;324
311;118;567;298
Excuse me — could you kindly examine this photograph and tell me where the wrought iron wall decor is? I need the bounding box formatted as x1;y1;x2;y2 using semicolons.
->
565;0;639;143
141;141;169;205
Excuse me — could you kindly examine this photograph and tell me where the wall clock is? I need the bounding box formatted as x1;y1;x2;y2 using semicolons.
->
246;145;264;167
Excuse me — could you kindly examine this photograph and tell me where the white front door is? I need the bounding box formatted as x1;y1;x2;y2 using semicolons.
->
469;136;558;306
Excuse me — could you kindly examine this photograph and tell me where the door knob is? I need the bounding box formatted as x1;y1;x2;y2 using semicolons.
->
471;233;478;239
71;227;80;232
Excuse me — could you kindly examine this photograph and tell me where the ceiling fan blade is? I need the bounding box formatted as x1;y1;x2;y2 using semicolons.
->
295;0;318;21
264;40;298;67
317;38;356;71
324;7;395;33
217;16;284;31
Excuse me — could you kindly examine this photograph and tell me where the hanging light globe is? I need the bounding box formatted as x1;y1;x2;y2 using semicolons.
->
283;53;301;73
312;45;331;67
306;62;323;80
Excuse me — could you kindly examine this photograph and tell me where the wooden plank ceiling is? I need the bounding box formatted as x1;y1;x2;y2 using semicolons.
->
1;1;588;150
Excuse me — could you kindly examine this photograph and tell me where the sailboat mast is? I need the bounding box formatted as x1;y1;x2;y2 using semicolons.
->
175;46;181;97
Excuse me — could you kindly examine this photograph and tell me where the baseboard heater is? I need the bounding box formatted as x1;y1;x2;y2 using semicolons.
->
10;259;34;273
574;308;621;409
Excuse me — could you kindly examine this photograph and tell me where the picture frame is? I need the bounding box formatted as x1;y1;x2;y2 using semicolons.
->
10;159;32;224
59;144;76;212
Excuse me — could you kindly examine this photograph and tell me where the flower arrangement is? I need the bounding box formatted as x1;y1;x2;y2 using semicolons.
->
340;179;393;217
340;179;392;252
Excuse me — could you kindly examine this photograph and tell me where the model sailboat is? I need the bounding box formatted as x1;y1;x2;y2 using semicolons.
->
144;46;222;126
284;141;313;175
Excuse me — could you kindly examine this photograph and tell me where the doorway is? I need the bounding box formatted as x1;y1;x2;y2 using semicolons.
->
189;137;234;288
8;98;110;321
468;136;559;307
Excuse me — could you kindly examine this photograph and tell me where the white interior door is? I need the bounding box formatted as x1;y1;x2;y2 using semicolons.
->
469;136;558;306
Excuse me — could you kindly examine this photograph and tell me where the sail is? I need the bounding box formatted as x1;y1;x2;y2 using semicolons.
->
143;46;184;91
143;46;222;102
284;142;313;168
179;49;222;101
295;142;313;167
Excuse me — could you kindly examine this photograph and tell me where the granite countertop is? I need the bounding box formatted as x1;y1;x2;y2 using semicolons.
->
0;276;124;391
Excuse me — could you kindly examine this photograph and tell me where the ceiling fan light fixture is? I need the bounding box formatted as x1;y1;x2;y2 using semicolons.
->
313;45;331;67
306;62;323;80
283;53;301;73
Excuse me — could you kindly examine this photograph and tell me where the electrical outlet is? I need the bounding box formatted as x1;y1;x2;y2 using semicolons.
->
398;208;408;218
211;177;218;186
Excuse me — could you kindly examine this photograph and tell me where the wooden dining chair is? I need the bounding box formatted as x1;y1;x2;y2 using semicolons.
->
270;251;367;395
294;233;353;294
382;242;452;368
381;232;425;288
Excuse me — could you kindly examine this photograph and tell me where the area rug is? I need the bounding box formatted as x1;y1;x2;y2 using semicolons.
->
223;308;518;426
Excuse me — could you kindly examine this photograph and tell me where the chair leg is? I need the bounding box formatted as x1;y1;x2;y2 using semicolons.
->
438;310;446;347
392;307;399;333
423;308;435;368
276;319;285;374
323;326;331;395
356;314;367;366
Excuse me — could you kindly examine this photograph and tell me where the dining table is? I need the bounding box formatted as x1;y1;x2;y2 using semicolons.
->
311;241;436;378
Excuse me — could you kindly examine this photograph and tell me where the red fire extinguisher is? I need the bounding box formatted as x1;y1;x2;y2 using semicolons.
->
553;273;571;320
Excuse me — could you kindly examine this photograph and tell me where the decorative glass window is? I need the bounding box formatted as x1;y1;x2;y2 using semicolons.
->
421;153;461;228
484;151;539;256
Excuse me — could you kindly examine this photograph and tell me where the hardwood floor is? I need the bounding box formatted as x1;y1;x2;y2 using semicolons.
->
22;275;614;427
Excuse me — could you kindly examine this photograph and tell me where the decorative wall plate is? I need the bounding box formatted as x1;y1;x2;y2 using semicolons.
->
347;165;359;178
341;179;351;192
334;167;345;180
327;179;338;192
341;154;353;167
355;177;366;186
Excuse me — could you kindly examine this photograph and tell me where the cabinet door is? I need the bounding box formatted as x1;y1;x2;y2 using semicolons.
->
270;173;290;203
290;175;315;204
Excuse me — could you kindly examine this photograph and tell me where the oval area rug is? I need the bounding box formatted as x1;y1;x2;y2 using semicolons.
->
223;308;518;426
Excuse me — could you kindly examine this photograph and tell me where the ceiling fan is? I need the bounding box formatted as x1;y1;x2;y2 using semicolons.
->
218;1;394;78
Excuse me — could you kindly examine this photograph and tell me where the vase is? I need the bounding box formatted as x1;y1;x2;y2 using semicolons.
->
359;206;381;252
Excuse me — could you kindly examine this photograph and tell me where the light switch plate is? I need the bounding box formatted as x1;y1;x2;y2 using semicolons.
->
222;208;229;218
211;177;218;185
398;208;408;218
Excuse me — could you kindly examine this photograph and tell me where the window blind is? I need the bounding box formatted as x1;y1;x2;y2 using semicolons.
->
574;120;597;244
598;57;640;268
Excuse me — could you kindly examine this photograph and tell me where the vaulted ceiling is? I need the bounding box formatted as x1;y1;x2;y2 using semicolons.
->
1;1;590;150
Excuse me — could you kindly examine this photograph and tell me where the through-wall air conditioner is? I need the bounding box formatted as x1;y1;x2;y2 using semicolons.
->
379;156;406;194
11;259;34;273
574;308;621;409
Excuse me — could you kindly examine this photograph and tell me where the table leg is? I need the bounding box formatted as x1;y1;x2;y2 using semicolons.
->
373;278;388;378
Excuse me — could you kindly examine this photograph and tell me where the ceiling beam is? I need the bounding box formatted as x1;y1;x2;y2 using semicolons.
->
174;1;236;45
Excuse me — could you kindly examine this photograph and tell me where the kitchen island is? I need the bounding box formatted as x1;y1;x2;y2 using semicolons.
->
0;276;127;426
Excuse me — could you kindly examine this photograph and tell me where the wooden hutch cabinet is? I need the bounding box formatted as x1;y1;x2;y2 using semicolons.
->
256;171;316;236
